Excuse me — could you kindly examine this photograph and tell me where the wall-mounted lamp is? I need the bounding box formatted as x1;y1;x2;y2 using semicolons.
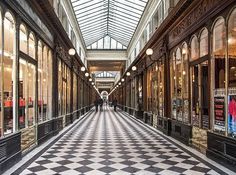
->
92;82;94;85
121;78;125;82
89;78;92;82
81;66;86;72
146;48;153;56
68;48;76;56
132;66;137;71
126;72;131;76
85;72;89;77
118;82;121;85
146;48;157;61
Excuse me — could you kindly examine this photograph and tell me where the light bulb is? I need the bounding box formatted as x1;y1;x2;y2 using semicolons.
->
81;66;86;72
68;48;76;56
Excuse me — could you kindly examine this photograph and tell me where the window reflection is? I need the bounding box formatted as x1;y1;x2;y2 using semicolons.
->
191;36;198;61
2;12;15;136
213;18;226;89
200;29;208;57
20;24;27;53
228;10;236;88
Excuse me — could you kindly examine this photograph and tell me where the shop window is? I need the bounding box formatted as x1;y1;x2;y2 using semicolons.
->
1;12;16;136
38;45;52;122
213;18;226;89
158;60;164;117
28;33;35;59
66;68;71;113
200;28;208;57
176;48;182;121
0;10;2;136
182;43;189;123
147;67;152;111
20;24;27;53
170;52;176;119
190;36;199;61
58;59;62;115
212;17;226;134
228;9;236;138
73;73;78;111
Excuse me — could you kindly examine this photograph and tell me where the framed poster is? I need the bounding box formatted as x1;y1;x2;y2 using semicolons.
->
214;97;225;132
228;95;236;138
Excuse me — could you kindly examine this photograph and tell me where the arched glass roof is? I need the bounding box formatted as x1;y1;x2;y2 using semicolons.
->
95;71;117;78
70;0;149;47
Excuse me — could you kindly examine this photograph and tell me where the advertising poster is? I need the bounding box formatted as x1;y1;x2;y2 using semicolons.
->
228;95;236;138
214;97;225;131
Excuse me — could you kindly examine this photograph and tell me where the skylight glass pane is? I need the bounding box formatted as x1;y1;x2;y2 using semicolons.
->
117;42;122;49
104;35;110;49
70;0;149;47
92;42;97;49
98;38;104;49
111;38;117;49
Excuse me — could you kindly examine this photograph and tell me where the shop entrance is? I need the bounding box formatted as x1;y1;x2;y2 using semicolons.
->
19;58;36;151
190;60;209;152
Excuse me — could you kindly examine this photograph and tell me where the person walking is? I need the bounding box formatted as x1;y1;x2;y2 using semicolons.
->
99;98;103;111
94;99;99;112
113;98;118;112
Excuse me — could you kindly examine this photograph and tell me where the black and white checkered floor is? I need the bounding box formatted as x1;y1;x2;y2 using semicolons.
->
19;106;227;175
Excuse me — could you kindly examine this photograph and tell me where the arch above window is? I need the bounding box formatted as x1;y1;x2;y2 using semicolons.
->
29;32;35;59
190;35;199;61
200;28;208;57
20;24;27;53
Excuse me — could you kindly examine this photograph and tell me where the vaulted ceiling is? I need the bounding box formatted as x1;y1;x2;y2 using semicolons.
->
70;0;149;47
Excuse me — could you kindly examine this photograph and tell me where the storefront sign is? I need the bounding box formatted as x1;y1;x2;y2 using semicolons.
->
214;97;225;131
228;95;236;138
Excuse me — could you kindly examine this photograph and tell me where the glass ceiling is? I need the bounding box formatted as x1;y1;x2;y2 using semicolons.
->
70;0;149;47
95;71;118;78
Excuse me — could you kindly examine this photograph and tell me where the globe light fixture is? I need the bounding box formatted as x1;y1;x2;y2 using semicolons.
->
126;72;131;76
132;66;137;71
68;48;76;56
81;66;86;72
89;78;92;82
85;72;89;77
146;48;153;56
118;82;121;85
92;82;94;85
121;78;125;82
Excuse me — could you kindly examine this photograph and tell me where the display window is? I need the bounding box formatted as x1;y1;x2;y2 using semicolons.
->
176;48;182;121
38;44;52;123
157;60;164;117
171;44;190;123
0;12;16;136
170;52;176;119
227;9;236;138
182;43;189;123
58;60;71;115
73;72;77;111
212;17;226;133
147;67;152;111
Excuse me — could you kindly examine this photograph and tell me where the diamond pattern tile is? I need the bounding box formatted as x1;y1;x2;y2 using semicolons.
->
19;106;223;175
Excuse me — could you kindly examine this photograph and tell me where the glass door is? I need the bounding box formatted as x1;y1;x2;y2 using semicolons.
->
19;58;36;151
191;60;209;151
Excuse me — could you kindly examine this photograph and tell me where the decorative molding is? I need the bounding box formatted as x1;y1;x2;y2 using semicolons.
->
169;0;220;43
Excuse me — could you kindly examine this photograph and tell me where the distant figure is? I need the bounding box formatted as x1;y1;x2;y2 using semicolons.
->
113;98;118;112
94;99;99;112
99;98;103;111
